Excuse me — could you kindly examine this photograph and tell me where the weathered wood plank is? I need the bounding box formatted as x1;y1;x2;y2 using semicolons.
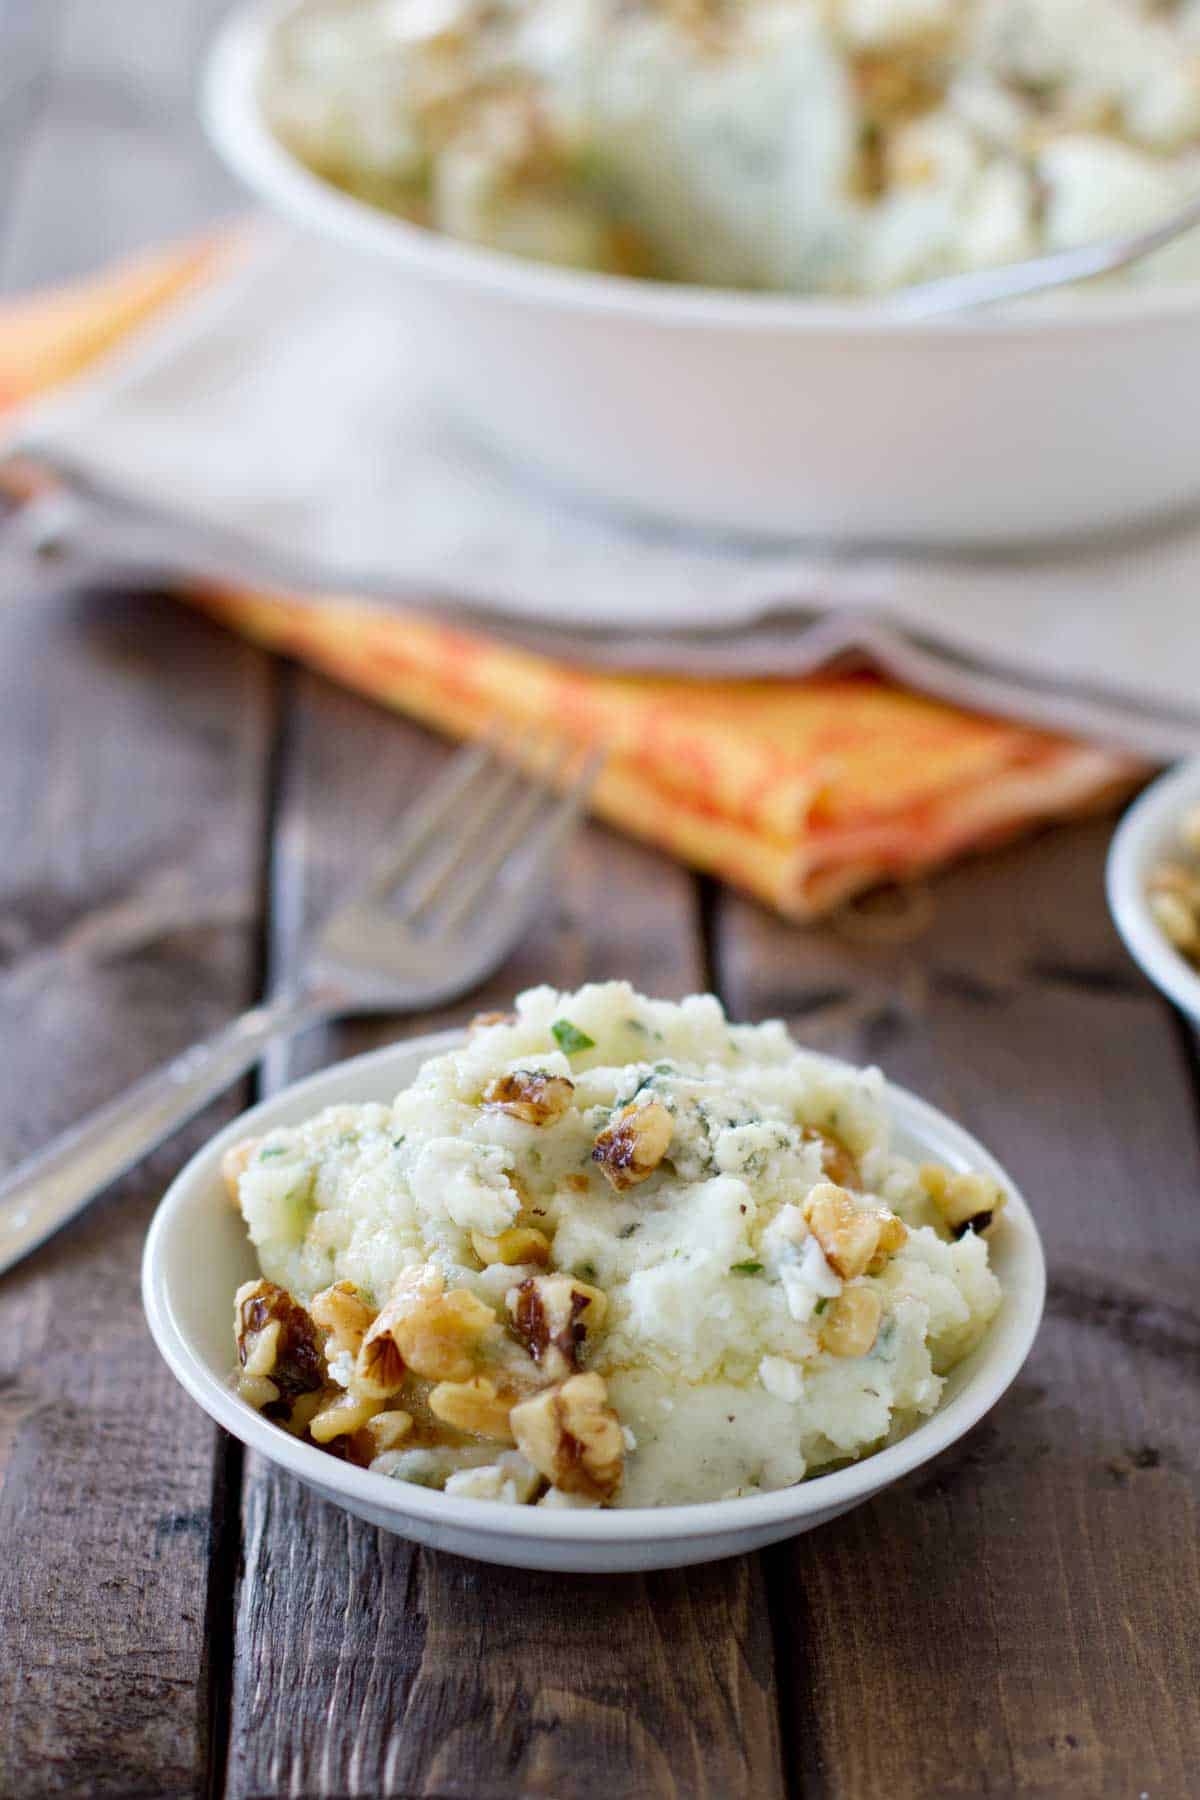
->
716;819;1200;1798
0;588;274;1799
0;6;272;1794
224;671;786;1800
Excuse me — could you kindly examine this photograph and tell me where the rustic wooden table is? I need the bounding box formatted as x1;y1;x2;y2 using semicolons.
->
3;6;1199;1796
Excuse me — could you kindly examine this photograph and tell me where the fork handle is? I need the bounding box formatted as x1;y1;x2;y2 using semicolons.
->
0;991;331;1278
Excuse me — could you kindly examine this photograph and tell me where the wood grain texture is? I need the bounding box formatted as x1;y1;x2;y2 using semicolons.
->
0;590;273;1798
0;11;266;1793
224;671;786;1800
716;819;1200;1799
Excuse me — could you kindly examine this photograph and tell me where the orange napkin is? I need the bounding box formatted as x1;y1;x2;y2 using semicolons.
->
0;237;1137;917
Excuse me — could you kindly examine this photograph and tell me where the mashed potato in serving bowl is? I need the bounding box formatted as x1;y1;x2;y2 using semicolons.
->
206;0;1200;544
261;0;1200;296
221;984;1008;1510
144;986;1044;1568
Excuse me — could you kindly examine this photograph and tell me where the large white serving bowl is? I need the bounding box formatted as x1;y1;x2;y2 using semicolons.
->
204;1;1200;547
1107;760;1200;1027
143;1027;1045;1572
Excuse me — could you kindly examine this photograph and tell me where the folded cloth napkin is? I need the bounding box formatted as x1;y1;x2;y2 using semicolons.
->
0;229;1167;916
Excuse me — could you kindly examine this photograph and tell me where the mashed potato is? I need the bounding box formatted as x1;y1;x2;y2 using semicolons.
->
228;983;1004;1507
262;0;1200;294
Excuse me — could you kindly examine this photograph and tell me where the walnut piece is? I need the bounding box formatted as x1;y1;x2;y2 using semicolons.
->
820;1285;884;1358
920;1165;1007;1238
365;1409;414;1454
802;1184;866;1275
508;1273;608;1380
358;1266;498;1389
591;1098;673;1191
802;1127;860;1190
308;1390;385;1445
469;1010;516;1035
309;1281;376;1358
866;1208;908;1274
429;1375;516;1441
234;1279;324;1417
471;1226;551;1267
802;1184;905;1281
510;1372;624;1501
482;1069;575;1126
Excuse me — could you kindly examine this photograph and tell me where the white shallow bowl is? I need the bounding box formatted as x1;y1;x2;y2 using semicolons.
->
144;1028;1045;1572
1107;760;1200;1027
204;0;1200;547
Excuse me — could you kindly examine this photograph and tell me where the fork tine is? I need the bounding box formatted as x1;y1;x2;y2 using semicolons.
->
360;734;499;900
435;738;579;933
523;745;605;863
440;743;604;936
400;740;537;920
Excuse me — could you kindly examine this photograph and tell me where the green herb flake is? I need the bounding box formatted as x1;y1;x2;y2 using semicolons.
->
551;1019;596;1055
730;1260;764;1276
258;1146;287;1160
618;1222;641;1240
814;1297;829;1315
575;1261;598;1281
392;1136;406;1150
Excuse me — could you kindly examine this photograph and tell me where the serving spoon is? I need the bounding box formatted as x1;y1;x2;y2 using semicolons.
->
884;189;1200;318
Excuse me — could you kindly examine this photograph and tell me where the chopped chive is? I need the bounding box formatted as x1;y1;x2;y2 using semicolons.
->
258;1146;287;1160
730;1260;764;1276
552;1019;596;1055
814;1297;829;1315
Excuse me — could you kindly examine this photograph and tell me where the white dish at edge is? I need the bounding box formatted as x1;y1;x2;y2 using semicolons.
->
1107;759;1200;1028
143;1028;1045;1572
204;0;1200;547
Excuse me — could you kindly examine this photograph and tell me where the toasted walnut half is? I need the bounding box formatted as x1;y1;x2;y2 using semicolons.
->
803;1184;905;1281
592;1098;673;1191
429;1375;516;1441
471;1226;551;1267
221;1139;261;1205
234;1279;324;1417
309;1281;376;1359
920;1165;1007;1239
358;1266;498;1389
509;1273;608;1380
820;1285;884;1358
510;1372;624;1501
482;1069;575;1126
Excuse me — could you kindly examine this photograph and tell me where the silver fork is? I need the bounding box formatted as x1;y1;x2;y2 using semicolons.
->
0;731;601;1279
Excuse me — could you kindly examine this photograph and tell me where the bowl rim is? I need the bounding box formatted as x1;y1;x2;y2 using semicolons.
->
1106;759;1200;1022
205;0;1200;339
143;1025;1046;1544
